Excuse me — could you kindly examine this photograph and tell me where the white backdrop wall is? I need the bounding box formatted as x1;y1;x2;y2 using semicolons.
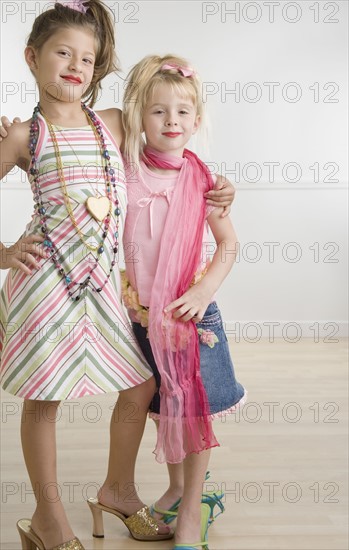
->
0;1;348;338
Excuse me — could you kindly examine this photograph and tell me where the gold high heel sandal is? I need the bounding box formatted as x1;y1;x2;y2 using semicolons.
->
17;520;85;550
87;497;174;541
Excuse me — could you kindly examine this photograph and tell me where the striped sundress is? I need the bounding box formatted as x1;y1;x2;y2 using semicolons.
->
0;112;153;400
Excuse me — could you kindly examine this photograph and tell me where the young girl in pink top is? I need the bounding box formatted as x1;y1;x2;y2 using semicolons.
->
119;55;246;550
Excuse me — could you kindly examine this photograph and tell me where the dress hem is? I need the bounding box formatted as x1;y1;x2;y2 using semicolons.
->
148;388;248;421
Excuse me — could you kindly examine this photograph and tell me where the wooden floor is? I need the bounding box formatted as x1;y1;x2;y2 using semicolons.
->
1;338;348;550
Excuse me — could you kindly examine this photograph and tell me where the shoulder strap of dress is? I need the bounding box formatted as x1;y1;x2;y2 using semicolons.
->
92;110;123;163
27;113;49;175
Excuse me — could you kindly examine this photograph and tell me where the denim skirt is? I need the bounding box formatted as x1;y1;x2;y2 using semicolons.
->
132;302;246;416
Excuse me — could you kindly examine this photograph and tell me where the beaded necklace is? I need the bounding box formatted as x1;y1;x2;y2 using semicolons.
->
49;123;105;203
29;103;121;302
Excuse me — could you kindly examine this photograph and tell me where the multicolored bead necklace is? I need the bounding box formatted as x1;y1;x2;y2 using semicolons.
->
29;103;121;302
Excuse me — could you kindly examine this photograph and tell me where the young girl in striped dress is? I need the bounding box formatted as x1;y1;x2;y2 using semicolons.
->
0;1;174;548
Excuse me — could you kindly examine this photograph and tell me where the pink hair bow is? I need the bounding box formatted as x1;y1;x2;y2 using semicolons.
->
57;0;88;14
161;63;195;78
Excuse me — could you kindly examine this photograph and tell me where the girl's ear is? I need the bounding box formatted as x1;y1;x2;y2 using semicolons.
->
192;114;201;135
25;46;38;71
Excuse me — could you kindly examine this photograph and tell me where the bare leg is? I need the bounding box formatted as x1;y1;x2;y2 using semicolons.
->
151;419;184;519
175;450;211;545
97;377;170;534
21;400;74;548
150;422;211;542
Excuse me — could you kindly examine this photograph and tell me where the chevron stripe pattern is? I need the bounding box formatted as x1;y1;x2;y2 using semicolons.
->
0;113;152;400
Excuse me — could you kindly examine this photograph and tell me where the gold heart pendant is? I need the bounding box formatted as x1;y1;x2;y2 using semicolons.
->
86;196;111;222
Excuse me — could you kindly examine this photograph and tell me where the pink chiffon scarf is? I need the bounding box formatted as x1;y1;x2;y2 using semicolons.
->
143;145;219;464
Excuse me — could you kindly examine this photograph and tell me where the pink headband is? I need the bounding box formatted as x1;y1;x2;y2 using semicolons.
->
161;63;195;78
56;0;88;14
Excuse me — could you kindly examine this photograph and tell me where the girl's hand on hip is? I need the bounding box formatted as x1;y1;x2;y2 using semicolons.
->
164;286;211;323
0;234;46;275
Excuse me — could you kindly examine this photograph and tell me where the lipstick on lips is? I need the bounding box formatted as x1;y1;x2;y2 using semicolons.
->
162;132;182;138
61;75;82;84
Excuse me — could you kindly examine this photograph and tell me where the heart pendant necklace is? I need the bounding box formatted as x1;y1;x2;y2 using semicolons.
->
41;104;119;251
49;122;112;222
86;195;111;222
32;103;121;301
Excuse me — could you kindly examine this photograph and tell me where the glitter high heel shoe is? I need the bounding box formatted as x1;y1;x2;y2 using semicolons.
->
17;519;84;550
87;497;174;541
172;502;211;550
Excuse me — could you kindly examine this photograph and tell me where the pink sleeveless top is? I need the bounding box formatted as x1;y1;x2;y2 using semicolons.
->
123;161;215;312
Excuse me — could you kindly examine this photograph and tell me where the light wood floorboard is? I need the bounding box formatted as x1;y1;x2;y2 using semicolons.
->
1;338;348;549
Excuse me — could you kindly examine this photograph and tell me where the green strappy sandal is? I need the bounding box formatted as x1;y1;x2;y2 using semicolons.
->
172;502;211;550
150;471;224;526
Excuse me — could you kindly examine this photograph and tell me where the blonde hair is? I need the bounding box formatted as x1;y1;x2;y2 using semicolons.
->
27;0;119;106
122;54;205;166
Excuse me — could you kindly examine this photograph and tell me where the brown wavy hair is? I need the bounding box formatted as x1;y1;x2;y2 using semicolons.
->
27;1;119;106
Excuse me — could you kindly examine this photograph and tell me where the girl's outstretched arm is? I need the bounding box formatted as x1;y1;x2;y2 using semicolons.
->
0;121;26;178
165;208;237;322
0;124;46;274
